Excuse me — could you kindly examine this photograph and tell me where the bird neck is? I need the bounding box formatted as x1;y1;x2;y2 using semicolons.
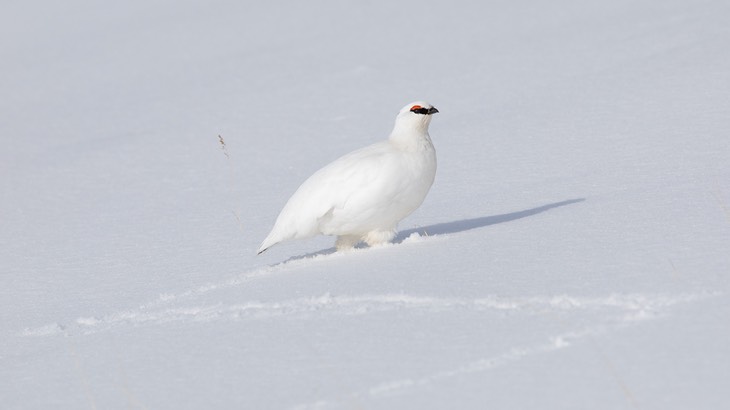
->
389;129;433;151
388;117;433;151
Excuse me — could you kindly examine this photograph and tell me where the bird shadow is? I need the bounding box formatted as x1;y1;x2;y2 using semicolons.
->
279;198;585;264
395;198;586;242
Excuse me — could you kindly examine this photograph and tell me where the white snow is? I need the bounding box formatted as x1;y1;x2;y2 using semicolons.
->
2;0;729;409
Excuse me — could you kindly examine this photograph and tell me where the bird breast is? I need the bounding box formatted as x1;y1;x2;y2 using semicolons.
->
315;139;437;235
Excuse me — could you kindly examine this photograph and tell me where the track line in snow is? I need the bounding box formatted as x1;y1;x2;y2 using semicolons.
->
137;229;449;312
288;292;713;410
19;292;711;337
289;327;605;410
17;252;341;337
137;250;342;310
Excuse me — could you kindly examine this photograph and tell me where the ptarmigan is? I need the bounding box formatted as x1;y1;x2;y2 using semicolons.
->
257;101;438;254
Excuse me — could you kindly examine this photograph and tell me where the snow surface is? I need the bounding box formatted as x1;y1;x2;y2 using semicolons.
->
2;0;729;409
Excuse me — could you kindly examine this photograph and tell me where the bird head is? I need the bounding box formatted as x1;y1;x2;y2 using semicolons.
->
402;102;439;116
392;101;439;136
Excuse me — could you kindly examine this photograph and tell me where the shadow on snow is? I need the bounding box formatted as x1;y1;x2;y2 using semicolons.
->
395;198;586;242
282;198;586;263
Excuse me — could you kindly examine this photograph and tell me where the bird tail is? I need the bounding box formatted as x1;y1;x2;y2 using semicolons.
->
256;232;279;255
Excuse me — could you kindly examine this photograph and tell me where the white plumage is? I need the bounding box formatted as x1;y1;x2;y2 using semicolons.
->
257;101;439;254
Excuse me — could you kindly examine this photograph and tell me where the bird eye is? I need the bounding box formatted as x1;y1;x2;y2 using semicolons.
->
411;105;428;114
410;105;431;115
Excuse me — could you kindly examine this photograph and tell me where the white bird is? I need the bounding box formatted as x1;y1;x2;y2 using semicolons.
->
257;101;439;254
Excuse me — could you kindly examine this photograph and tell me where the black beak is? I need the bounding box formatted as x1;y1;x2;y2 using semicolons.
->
427;107;439;115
